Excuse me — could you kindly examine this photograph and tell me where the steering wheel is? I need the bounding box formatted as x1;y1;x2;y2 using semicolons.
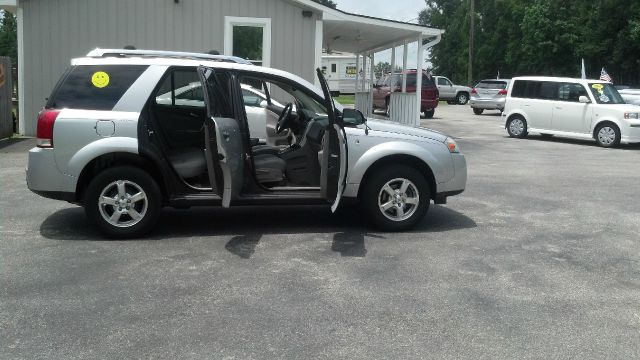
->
275;103;294;134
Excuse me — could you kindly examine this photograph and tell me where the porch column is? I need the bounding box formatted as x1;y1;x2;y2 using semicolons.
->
355;54;360;90
369;53;375;90
361;53;367;92
415;34;424;125
389;37;420;125
402;40;408;92
390;44;396;81
355;52;372;117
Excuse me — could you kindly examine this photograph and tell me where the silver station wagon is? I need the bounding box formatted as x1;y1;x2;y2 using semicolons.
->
26;49;467;238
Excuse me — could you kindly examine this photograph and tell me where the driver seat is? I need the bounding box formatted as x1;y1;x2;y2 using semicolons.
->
253;153;286;184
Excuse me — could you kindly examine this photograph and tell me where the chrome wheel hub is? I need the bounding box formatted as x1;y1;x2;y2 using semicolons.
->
598;127;616;145
378;178;420;222
510;119;524;135
98;180;148;228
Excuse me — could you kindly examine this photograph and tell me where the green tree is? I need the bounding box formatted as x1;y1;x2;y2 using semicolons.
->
374;62;401;76
311;0;337;9
419;0;640;85
0;10;17;65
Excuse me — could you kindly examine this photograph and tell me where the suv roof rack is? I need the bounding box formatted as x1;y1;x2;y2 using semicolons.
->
86;48;254;65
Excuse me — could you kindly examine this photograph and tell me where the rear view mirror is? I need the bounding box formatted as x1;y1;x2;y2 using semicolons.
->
342;108;366;126
260;100;268;108
579;96;591;103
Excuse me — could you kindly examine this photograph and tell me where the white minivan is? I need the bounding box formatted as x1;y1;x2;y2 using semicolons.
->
502;76;640;147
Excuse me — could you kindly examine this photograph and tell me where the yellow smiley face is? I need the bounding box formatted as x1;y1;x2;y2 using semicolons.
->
91;71;110;88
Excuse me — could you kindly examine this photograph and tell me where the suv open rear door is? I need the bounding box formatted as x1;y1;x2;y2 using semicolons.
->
197;66;244;208
316;68;347;212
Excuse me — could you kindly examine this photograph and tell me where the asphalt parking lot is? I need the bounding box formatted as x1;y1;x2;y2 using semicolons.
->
2;104;639;359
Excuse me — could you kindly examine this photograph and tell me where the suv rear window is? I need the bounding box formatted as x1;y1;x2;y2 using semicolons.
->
476;81;507;89
47;65;149;110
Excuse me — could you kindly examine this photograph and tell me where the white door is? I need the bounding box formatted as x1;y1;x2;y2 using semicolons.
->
437;77;455;99
317;68;347;212
551;83;591;133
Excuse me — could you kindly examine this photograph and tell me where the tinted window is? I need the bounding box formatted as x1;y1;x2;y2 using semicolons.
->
155;69;204;108
511;80;529;98
438;78;452;86
538;82;558;100
558;83;588;102
512;80;551;99
47;65;148;110
476;81;507;89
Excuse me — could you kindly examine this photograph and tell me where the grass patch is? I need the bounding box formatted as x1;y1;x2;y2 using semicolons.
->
333;94;355;105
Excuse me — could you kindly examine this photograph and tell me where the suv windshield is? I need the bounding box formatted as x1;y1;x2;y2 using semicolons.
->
588;83;625;104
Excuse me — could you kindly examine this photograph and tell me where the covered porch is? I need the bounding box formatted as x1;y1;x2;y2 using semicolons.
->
316;5;443;126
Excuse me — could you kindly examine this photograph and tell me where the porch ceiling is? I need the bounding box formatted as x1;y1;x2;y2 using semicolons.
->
322;10;442;54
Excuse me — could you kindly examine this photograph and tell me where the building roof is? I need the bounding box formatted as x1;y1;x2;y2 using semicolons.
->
287;0;443;54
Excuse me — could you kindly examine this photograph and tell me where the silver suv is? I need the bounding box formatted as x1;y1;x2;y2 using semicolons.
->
26;49;467;238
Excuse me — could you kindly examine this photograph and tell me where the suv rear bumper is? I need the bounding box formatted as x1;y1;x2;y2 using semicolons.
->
469;98;505;110
26;147;76;199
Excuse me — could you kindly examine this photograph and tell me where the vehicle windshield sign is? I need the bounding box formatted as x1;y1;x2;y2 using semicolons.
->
588;83;625;104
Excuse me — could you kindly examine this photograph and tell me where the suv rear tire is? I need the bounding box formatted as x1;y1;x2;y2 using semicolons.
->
424;109;435;118
361;165;430;232
84;166;162;239
473;108;484;115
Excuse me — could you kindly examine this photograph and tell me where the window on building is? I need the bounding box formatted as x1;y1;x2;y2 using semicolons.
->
331;64;337;73
225;17;271;67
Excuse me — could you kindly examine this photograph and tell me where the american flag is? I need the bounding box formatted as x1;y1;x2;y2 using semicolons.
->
600;67;612;83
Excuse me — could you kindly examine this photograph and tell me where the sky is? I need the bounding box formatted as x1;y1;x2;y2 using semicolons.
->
333;0;426;23
332;0;431;68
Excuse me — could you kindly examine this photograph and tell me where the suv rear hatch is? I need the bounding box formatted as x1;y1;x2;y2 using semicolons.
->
473;80;508;99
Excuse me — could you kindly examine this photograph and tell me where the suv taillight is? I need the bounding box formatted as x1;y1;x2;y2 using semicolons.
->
471;88;477;94
36;109;60;148
498;89;508;96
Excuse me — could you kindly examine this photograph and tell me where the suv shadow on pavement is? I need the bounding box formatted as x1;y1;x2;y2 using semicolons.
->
39;205;477;257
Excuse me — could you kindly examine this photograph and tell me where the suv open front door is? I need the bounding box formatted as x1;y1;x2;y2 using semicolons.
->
197;66;244;208
316;68;347;213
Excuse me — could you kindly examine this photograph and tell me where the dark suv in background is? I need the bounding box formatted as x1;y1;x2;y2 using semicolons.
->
373;70;439;118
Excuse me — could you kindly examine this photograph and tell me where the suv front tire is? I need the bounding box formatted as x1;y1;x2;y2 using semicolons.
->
361;165;430;231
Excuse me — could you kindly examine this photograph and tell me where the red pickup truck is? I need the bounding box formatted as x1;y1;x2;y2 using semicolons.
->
372;70;440;118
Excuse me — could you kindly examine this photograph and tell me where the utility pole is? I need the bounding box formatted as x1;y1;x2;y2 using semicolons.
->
468;0;475;87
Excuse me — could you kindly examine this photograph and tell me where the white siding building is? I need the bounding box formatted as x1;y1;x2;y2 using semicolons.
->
0;0;442;135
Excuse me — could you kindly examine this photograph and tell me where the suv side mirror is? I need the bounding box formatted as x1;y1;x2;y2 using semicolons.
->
578;95;591;103
342;108;366;126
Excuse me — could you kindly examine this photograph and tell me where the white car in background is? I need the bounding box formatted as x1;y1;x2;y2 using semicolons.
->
503;76;640;147
157;83;288;145
618;88;640;106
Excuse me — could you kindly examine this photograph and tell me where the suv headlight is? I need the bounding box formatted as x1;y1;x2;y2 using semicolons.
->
624;112;640;119
445;137;460;153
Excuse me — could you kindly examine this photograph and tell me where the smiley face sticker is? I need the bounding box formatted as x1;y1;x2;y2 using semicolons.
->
91;71;110;88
